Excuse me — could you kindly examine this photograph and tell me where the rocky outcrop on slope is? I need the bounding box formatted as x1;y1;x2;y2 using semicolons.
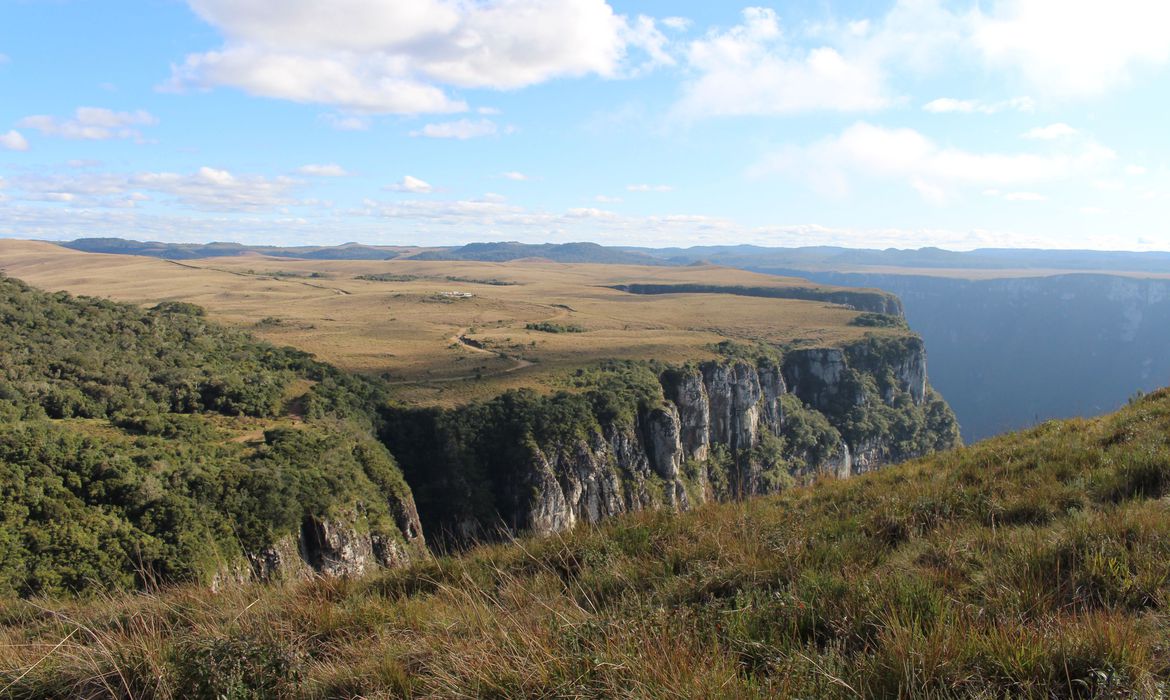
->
245;497;426;582
609;283;903;315
385;336;959;547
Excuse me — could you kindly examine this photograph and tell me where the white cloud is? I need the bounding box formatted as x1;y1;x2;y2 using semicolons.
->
676;8;889;118
386;175;434;193
7;166;301;211
17;108;157;141
566;207;618;219
0;130;28;151
1081;206;1108;215
627;184;673;192
1003;191;1047;201
1022;123;1078;140
662;17;692;32
411;118;498;139
1126;165;1149;176
676;1;1170;122
753;121;1116;201
170;0;667;114
297;163;348;177
970;0;1170;97
166;48;467;114
923;96;1035;114
675;1;977;119
595;194;622;203
133;167;298;210
477;107;502;115
501;171;529;181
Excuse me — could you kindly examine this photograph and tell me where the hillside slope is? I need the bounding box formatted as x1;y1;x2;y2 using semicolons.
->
3;387;1169;697
0;275;425;596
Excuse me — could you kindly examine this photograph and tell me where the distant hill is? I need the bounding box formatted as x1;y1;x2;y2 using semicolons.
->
59;237;1170;273
635;244;1170;273
409;241;670;265
61;237;404;260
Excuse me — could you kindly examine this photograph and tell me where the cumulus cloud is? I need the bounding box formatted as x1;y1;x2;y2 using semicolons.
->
132;167;298;210
5;166;301;211
385;175;434;193
970;0;1170;97
753;121;1116;202
676;2;1170;121
411;118;498;139
676;8;889;117
296;163;349;177
627;184;673;192
662;17;692;32
0;130;28;151
675;1;972;119
923;96;1035;114
501;171;529;181
17;108;157;141
1021;123;1079;140
169;0;669;115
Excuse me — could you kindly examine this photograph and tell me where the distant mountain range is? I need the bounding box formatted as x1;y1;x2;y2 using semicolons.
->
61;237;405;260
59;237;1170;274
410;241;668;265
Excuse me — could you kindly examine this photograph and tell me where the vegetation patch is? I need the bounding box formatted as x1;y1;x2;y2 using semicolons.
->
0;275;418;596
849;311;909;329
525;321;585;333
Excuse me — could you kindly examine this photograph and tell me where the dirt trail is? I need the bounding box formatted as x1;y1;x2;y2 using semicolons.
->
385;328;533;385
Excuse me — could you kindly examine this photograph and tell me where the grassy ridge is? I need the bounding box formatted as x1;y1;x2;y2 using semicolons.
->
4;390;1170;697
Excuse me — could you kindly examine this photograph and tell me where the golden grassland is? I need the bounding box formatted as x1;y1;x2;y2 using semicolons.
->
0;240;900;407
4;389;1170;698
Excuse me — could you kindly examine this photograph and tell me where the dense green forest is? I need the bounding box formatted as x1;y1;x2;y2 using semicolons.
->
0;275;419;596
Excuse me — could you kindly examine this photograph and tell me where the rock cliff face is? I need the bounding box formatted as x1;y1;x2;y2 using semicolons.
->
246;496;426;581
385;336;959;547
610;283;903;315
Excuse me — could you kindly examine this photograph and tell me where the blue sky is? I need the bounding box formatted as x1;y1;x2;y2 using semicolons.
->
1;0;1169;250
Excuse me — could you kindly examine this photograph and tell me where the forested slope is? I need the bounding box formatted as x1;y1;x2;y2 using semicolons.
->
0;275;424;595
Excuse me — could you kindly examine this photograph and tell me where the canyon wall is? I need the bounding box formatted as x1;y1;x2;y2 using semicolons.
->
383;335;958;547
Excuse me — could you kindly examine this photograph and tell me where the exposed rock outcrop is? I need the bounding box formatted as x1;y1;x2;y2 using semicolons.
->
386;336;960;547
247;497;426;581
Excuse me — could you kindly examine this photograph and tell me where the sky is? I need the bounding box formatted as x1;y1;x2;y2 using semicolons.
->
1;0;1170;251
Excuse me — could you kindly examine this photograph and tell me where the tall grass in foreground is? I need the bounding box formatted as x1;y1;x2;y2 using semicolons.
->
5;389;1170;698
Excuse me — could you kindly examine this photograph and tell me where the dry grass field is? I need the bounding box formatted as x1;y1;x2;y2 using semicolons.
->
0;240;900;406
